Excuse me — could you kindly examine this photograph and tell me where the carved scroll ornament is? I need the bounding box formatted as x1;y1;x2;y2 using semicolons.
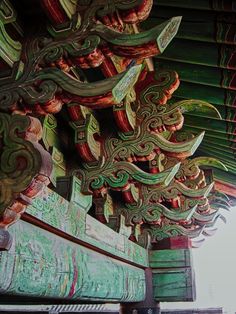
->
0;0;181;115
0;113;52;231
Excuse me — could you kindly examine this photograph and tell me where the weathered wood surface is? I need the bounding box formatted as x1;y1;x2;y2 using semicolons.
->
0;220;146;301
56;176;92;213
0;0;225;247
25;180;148;267
150;249;195;302
152;268;195;302
149;249;192;268
0;0;233;306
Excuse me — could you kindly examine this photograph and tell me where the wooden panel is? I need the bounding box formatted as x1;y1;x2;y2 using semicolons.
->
0;220;146;302
152;268;196;302
150;248;195;302
149;249;192;268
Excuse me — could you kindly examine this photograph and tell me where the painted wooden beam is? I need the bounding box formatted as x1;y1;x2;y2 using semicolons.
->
24;181;148;267
0;220;146;301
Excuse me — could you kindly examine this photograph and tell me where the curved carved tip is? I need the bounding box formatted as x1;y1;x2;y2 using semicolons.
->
219;206;231;212
204;182;215;197
158;131;205;158
187;131;205;156
191;238;205;248
187;204;198;219
192;157;228;172
129;161;180;187
172;204;197;222
98;16;182;59
0;228;13;251
161;204;197;222
193;210;218;223
180;182;214;199
163;162;181;186
202;228;218;237
197;131;205;143
178;99;222;119
219;215;227;224
157;16;182;53
210;199;231;211
112;65;142;104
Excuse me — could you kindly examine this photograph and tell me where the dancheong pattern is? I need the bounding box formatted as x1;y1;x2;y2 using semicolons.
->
0;0;233;303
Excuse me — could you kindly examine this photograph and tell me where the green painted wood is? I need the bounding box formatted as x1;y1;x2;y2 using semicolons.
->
169;97;227;120
144;15;236;44
203;137;236;150
151;5;236;23
174;82;234;107
0;113;52;220
170;97;236;123
183;126;235;142
41;115;66;186
155;40;235;70
202;137;236;151
196;146;236;169
150;249;195;302
112;65;142;103
104;16;181;52
184;116;232;135
149;0;236;187
149;249;192;269
213;168;236;186
0;0;22;67
0;220;146;301
56;176;92;213
155;60;236;90
50;147;66;186
197;140;236;157
149;0;236;186
224;107;236;122
26;185;148;267
198;147;235;165
154;0;236;12
41;114;60;150
152;268;195;302
192;151;236;173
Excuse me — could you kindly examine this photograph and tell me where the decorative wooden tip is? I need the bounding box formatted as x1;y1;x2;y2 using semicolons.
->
157;16;182;53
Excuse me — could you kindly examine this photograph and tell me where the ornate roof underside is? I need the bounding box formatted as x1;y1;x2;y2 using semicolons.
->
142;0;236;199
0;0;233;250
